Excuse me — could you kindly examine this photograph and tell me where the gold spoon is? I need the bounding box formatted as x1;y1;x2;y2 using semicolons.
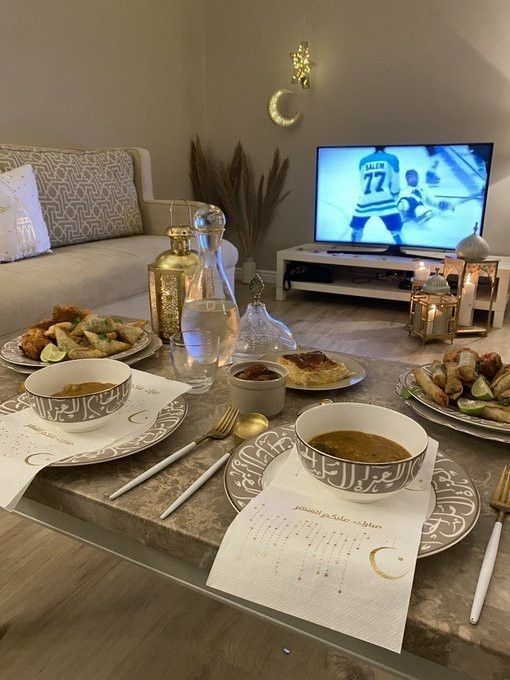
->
233;412;269;444
159;412;269;520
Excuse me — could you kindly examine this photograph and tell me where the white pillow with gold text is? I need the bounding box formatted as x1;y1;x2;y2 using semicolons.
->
0;164;51;262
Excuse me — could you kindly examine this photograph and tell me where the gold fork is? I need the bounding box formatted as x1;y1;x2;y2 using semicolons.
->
470;465;510;624
110;405;239;500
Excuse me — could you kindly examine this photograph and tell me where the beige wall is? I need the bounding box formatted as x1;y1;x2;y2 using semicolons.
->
0;0;204;198
203;0;510;269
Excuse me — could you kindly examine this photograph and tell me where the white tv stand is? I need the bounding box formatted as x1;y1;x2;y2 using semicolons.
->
275;244;510;328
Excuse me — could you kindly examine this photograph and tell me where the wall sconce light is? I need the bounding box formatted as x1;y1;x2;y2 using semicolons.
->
290;41;315;89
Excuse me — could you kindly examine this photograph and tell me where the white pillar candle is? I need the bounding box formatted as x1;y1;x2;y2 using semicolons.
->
426;304;436;335
414;261;429;282
458;275;476;326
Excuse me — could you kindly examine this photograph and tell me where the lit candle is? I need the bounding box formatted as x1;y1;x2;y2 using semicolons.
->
414;261;429;282
426;304;436;335
458;274;476;327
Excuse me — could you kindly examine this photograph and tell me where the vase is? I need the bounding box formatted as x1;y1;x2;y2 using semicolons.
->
241;256;257;284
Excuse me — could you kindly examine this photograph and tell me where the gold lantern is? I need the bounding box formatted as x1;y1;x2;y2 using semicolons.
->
443;256;499;337
407;268;459;344
148;201;198;343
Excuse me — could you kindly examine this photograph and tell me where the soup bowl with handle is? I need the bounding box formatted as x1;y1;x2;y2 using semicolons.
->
295;402;428;503
24;358;132;432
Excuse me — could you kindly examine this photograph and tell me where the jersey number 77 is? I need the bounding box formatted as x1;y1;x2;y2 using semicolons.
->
363;171;386;194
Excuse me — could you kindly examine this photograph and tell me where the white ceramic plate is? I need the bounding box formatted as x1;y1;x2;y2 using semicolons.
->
0;392;187;466
224;424;480;558
260;348;367;391
403;365;510;434
1;323;152;368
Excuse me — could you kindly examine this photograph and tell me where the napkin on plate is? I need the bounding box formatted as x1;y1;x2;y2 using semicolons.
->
0;369;190;511
207;439;438;653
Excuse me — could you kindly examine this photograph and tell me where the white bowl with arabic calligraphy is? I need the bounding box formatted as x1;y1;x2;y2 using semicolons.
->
24;359;131;432
295;402;428;503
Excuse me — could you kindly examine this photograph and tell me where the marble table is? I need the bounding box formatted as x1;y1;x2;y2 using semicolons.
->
3;351;509;679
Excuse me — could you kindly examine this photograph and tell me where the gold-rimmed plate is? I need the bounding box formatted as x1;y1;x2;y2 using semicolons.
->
0;392;187;466
223;424;480;558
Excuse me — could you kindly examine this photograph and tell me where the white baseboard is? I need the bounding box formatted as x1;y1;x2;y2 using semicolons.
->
235;267;276;284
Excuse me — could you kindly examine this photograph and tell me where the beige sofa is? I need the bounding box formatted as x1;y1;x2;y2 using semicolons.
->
0;145;238;340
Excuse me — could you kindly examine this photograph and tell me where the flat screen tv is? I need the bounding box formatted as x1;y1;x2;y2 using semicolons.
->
314;143;493;253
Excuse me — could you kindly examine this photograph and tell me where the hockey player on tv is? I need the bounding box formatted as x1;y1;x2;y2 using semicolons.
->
349;146;403;244
397;169;453;223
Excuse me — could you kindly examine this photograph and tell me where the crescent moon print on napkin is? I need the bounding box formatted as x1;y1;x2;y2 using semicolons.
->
369;546;408;580
24;452;56;466
127;409;151;424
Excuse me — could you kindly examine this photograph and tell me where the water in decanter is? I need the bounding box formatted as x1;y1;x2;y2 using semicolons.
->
181;299;240;366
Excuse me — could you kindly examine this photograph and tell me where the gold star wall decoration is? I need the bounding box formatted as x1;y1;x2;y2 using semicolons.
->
290;41;315;89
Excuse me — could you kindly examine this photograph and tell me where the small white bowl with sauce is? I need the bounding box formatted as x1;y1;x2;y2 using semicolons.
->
24;359;132;432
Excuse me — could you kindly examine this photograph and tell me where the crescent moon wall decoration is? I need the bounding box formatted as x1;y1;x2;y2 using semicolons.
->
369;546;408;580
267;89;301;127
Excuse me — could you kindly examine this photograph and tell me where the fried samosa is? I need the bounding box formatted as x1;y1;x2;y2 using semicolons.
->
116;324;144;345
68;347;108;360
413;368;449;407
44;322;74;338
84;331;131;356
55;327;81;352
72;315;118;337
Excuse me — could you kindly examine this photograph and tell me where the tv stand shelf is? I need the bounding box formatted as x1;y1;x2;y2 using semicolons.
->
275;245;510;328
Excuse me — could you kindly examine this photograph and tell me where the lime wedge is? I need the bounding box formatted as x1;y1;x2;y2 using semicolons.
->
471;376;494;401
458;398;487;416
40;344;67;363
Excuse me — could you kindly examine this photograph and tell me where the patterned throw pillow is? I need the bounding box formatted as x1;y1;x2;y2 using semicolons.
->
0;164;51;262
0;145;143;247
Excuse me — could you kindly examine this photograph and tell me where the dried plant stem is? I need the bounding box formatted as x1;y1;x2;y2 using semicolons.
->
189;137;290;259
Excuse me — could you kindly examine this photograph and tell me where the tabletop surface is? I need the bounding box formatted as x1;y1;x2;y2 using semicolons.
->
2;349;509;677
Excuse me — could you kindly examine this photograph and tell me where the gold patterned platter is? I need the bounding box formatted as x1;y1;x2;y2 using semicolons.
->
224;424;480;558
0;392;187;466
0;327;152;369
402;365;510;434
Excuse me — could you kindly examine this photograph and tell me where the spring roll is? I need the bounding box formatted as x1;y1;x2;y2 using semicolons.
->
481;403;510;424
491;369;510;398
431;360;446;389
413;368;449;407
445;362;463;401
457;349;479;385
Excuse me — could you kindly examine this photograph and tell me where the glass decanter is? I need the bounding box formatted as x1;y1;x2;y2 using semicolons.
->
234;274;296;359
180;205;240;366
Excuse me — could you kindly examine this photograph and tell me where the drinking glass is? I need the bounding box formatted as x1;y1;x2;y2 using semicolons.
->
169;330;219;393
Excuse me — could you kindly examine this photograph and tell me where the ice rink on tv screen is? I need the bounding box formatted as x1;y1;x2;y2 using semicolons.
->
315;145;488;248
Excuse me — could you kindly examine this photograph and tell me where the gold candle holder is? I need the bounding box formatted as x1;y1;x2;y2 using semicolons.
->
443;256;499;337
148;201;198;343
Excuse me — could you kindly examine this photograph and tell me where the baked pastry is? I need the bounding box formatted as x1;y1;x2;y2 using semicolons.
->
276;351;350;386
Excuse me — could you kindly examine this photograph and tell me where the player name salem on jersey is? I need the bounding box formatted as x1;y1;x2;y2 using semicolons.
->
353;152;400;217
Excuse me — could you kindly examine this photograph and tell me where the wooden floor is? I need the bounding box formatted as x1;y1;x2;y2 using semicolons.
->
1;286;508;680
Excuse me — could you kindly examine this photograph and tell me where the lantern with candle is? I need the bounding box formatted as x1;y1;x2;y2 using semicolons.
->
407;268;458;343
148;201;199;343
443;256;499;337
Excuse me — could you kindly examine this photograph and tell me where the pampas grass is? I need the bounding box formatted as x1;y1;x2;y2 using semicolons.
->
189;136;289;258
